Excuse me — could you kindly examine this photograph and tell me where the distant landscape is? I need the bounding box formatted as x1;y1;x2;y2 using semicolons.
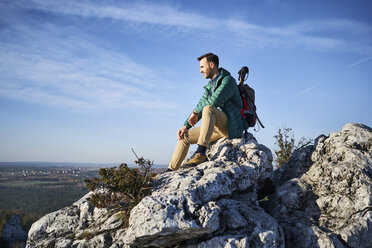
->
0;161;167;168
0;162;166;233
0;165;99;232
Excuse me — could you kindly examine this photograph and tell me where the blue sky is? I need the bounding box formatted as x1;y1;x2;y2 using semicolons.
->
0;0;371;165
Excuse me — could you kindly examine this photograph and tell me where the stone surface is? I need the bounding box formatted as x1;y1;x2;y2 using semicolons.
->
26;192;125;248
25;123;372;248
123;134;282;247
263;123;372;248
26;133;282;248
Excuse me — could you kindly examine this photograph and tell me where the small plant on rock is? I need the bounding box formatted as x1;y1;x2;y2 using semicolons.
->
273;125;313;169
83;149;156;226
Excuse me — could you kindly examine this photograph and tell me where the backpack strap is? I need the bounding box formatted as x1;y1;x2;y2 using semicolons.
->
256;115;265;129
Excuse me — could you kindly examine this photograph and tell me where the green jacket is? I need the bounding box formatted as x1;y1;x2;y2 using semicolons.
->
184;68;247;139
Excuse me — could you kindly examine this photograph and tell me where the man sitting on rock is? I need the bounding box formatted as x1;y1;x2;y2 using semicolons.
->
167;53;247;171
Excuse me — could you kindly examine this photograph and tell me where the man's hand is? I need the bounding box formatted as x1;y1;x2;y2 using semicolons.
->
177;126;188;140
188;110;198;127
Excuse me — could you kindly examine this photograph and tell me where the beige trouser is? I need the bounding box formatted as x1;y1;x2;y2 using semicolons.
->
168;105;228;170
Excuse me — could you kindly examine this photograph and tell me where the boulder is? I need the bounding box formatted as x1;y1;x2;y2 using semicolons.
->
123;134;283;247
26;123;372;248
27;133;284;248
26;192;124;248
264;123;372;248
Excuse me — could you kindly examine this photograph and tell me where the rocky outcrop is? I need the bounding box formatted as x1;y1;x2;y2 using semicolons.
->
26;123;372;248
27;133;284;248
26;192;125;248
124;136;282;247
263;123;372;248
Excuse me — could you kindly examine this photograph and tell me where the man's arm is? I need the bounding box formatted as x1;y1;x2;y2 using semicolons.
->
188;110;198;127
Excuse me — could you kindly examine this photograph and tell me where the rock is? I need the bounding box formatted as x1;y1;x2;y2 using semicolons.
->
264;123;372;248
55;238;73;248
207;133;273;184
123;135;283;247
26;133;282;248
26;192;125;248
26;123;372;248
72;232;113;248
1;213;27;248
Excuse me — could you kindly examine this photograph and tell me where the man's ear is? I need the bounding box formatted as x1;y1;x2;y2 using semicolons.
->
209;61;215;69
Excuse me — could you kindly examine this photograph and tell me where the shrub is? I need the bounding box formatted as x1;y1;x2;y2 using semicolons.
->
83;151;156;227
273;125;313;169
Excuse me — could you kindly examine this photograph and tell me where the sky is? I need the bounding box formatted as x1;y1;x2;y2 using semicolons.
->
0;0;371;166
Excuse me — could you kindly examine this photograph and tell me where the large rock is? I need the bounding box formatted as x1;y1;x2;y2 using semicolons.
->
26;123;372;248
26;133;284;248
264;123;372;248
26;192;125;248
124;134;283;247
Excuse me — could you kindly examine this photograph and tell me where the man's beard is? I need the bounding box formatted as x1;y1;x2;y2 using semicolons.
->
206;70;213;79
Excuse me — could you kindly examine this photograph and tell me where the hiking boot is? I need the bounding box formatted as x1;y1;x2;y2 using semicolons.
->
181;153;207;168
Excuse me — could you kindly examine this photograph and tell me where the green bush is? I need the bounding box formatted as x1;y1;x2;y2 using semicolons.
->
273;126;313;169
83;154;156;227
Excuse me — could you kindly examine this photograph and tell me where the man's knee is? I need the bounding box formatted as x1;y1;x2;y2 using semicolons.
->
179;133;191;146
202;105;214;114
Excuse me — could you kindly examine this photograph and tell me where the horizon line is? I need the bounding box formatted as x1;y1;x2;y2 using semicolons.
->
0;161;167;167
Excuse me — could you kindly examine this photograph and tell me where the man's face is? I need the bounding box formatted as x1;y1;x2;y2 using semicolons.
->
199;58;214;79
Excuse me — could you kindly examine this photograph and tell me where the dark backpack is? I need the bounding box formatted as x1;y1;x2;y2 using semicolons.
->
237;66;265;131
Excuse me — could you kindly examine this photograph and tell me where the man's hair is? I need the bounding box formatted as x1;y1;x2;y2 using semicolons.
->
197;53;219;68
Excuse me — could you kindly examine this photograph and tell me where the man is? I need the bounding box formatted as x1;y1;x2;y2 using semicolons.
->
167;53;246;171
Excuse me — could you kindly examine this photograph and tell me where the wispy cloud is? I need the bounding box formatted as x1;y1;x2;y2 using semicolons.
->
6;0;371;54
294;85;317;98
8;0;214;29
0;20;176;112
347;55;372;69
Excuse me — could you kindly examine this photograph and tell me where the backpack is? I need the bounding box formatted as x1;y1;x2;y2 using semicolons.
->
237;66;265;131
